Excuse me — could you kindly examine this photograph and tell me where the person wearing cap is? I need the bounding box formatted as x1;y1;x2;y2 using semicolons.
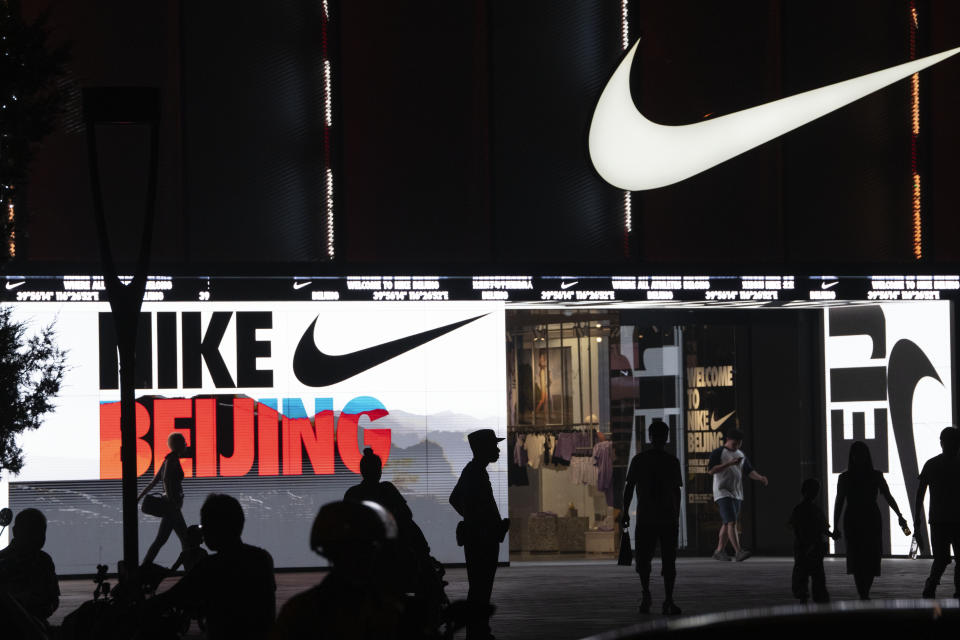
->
707;428;768;562
449;429;509;640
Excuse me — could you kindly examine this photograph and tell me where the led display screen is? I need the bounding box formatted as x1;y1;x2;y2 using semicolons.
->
824;302;954;555
2;275;954;570
1;300;507;573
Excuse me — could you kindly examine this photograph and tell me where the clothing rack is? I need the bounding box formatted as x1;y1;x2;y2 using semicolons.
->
508;422;606;434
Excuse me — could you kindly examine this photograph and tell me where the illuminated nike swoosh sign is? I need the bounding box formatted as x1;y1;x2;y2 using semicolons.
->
293;315;485;387
589;41;960;191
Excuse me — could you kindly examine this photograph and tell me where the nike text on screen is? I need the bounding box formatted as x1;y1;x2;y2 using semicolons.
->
588;40;960;191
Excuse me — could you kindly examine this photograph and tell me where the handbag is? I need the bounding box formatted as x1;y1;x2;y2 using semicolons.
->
141;493;167;518
618;529;633;566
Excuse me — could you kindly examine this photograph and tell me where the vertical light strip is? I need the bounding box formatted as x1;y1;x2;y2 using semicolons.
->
6;196;14;258
621;0;632;253
321;1;335;259
620;0;629;50
909;2;922;260
623;191;632;233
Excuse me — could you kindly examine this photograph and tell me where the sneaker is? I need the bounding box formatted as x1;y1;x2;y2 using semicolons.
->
922;577;937;599
712;550;732;561
735;549;752;562
638;590;652;614
662;601;682;615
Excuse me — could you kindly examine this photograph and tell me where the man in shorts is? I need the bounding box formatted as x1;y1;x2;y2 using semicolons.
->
622;419;683;615
708;428;768;561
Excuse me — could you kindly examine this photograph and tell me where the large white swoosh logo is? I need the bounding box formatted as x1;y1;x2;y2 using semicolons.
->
589;41;960;191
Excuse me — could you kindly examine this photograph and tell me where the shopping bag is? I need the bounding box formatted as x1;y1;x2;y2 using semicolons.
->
618;530;633;566
141;493;167;518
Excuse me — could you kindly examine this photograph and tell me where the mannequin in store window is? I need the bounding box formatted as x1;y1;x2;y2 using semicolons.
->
535;352;548;421
621;420;683;615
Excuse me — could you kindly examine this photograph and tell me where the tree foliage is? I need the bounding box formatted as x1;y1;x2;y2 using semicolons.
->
0;306;67;474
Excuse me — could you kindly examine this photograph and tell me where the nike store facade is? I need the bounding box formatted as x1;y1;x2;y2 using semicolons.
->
0;274;954;570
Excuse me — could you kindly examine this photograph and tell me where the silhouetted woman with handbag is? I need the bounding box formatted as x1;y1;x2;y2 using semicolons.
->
138;432;190;567
833;440;909;599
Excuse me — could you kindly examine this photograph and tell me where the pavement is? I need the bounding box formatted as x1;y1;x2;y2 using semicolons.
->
50;556;950;638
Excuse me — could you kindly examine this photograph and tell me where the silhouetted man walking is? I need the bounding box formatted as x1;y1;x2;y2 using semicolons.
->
915;426;960;598
450;429;509;640
622;419;682;615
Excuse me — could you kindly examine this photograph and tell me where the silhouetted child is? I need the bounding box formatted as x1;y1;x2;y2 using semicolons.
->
789;478;836;603
170;525;208;573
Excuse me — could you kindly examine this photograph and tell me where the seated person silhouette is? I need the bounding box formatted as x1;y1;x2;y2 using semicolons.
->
0;508;60;624
345;448;443;608
344;448;431;557
271;500;405;640
154;494;275;640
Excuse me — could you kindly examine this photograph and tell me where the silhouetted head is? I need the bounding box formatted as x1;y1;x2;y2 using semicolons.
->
723;428;744;450
801;478;820;501
310;500;397;584
359;447;382;483
12;508;47;551
847;441;875;475
468;429;504;464
168;432;187;456
940;426;960;456
200;494;244;552
648;419;669;447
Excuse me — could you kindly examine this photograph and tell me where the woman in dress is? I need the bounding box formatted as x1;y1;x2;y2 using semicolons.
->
833;440;908;599
138;432;190;567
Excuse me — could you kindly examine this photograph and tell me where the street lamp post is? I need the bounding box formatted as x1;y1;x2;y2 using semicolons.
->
82;87;160;594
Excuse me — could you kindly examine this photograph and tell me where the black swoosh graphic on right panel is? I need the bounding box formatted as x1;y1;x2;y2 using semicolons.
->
293;314;486;387
888;339;941;555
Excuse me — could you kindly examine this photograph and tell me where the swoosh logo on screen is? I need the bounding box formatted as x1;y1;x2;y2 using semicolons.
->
888;339;941;556
5;281;25;290
293;314;486;387
589;41;960;191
